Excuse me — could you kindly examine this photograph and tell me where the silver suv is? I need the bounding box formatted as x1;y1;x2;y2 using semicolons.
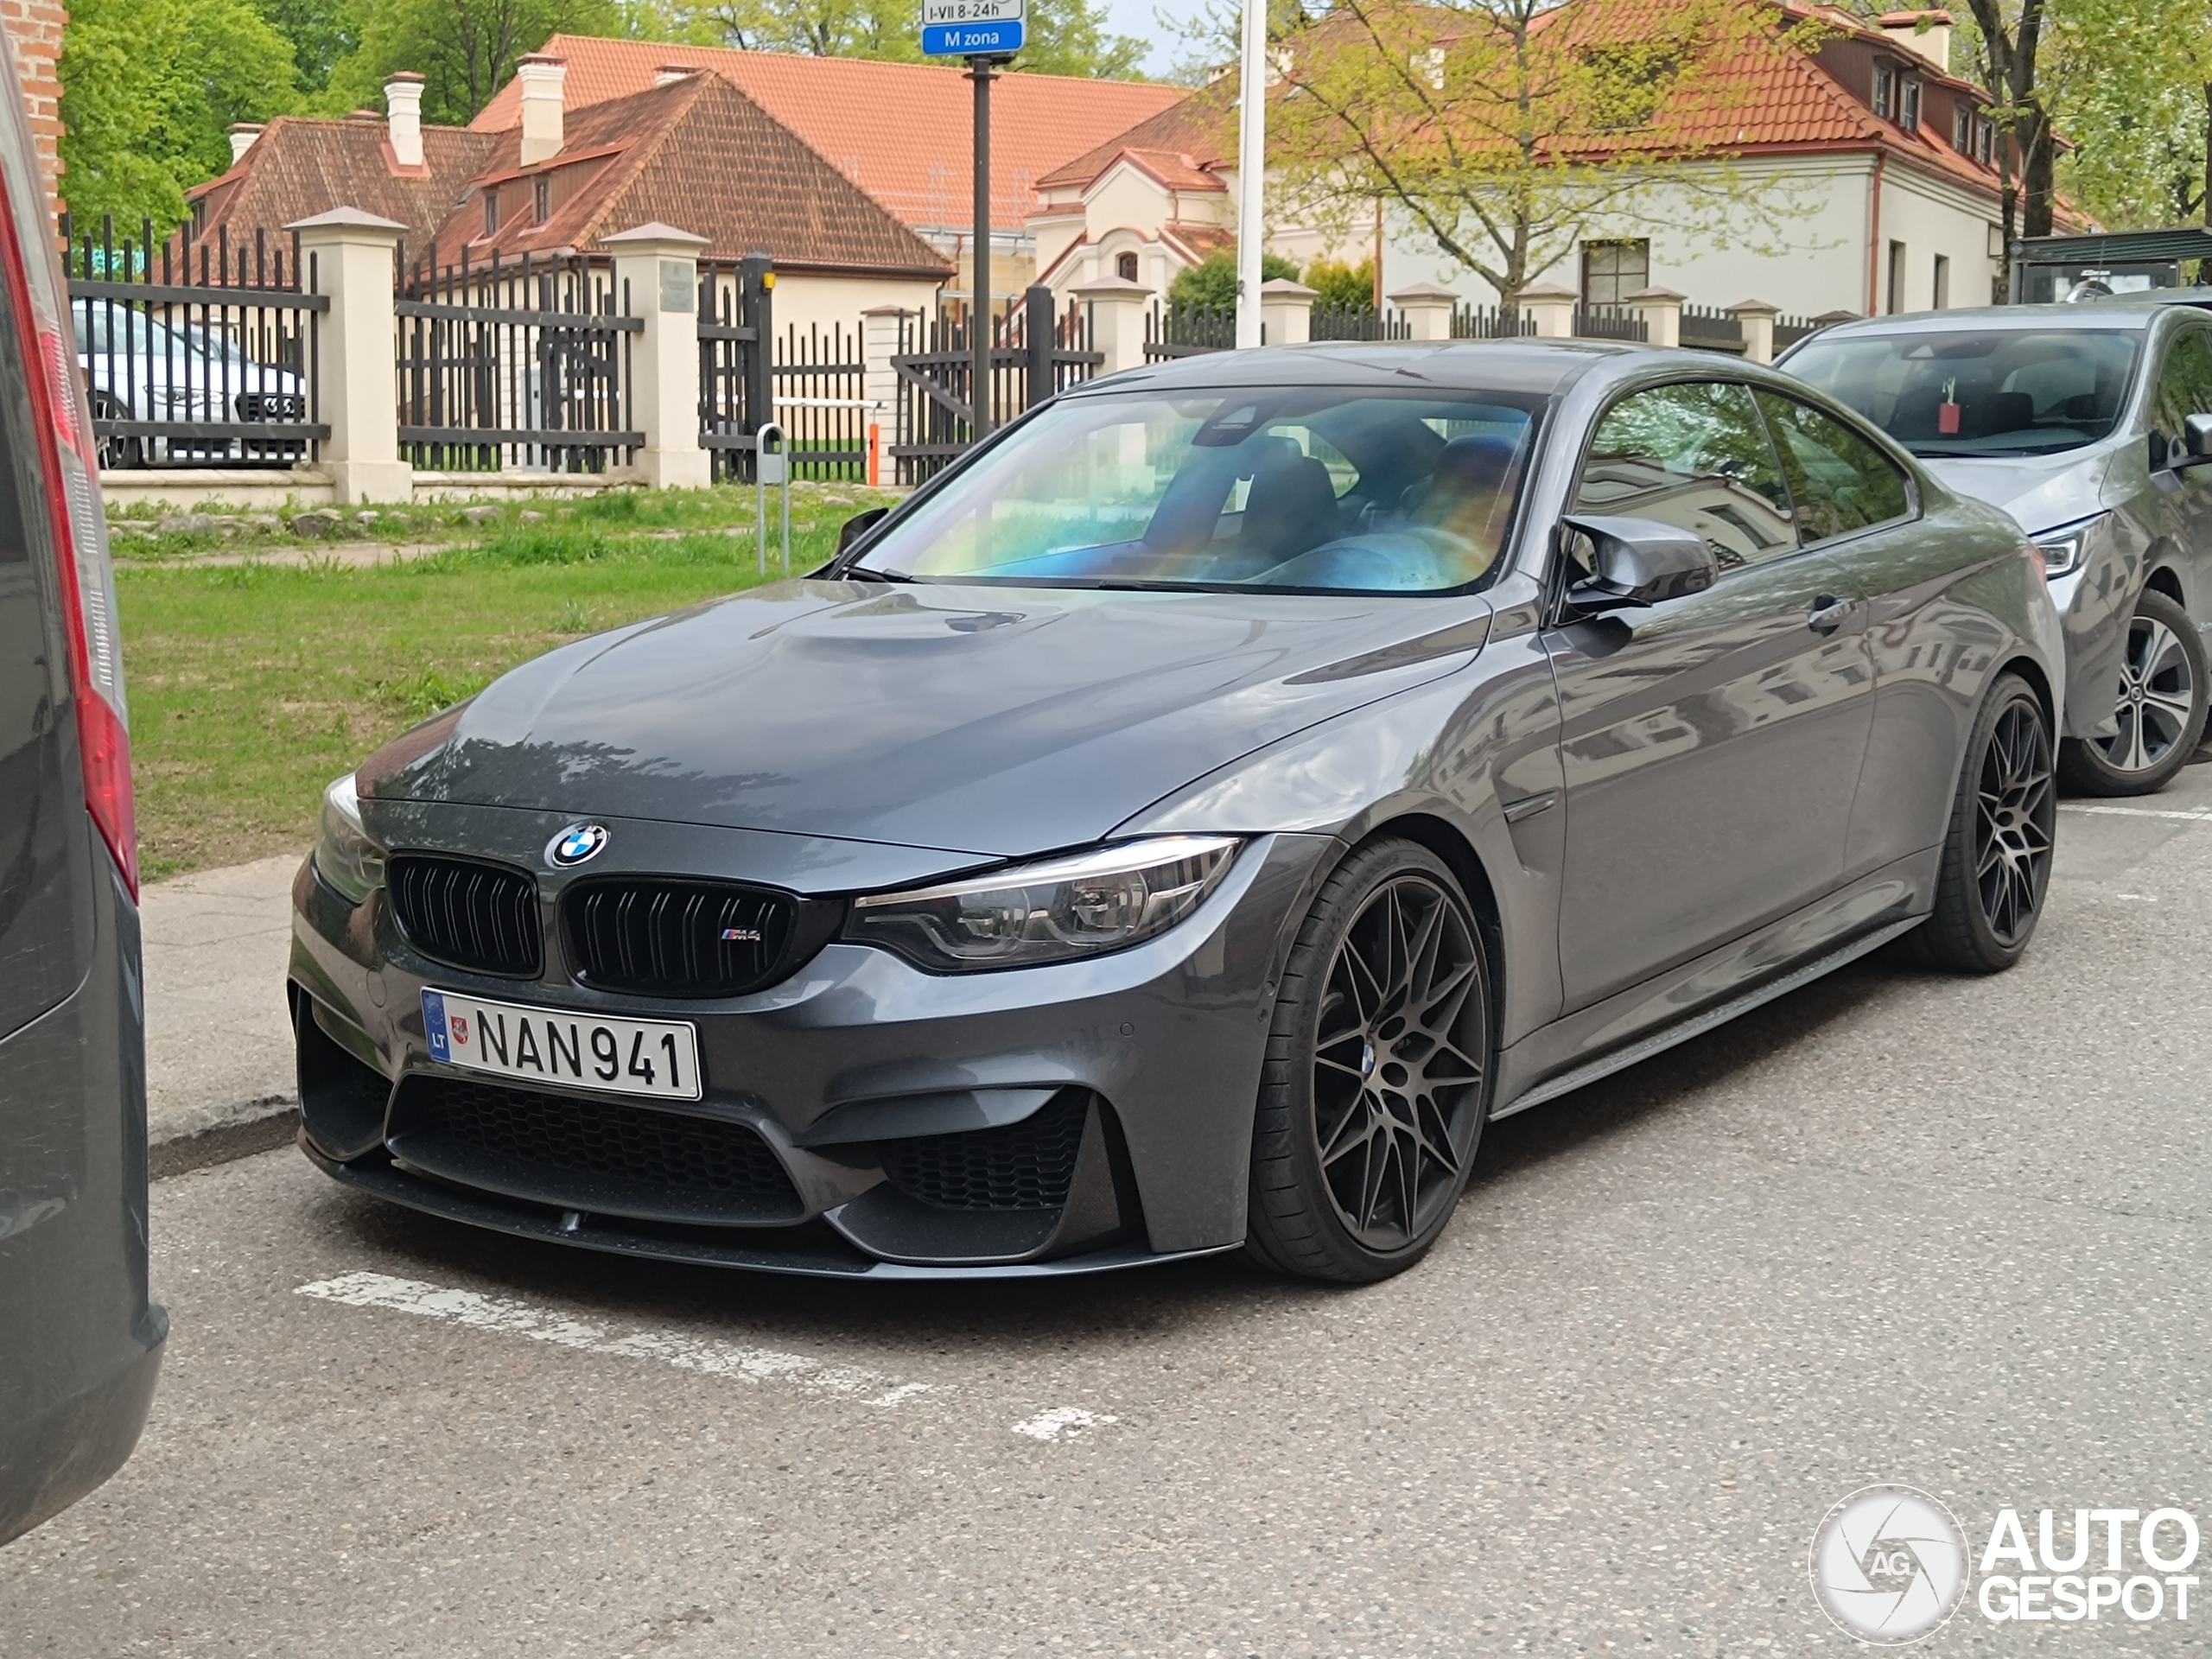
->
1783;302;2212;793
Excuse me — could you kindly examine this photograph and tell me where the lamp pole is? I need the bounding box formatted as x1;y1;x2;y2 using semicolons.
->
1235;0;1266;349
967;54;999;437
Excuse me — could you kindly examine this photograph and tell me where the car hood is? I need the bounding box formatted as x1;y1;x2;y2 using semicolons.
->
1920;445;2123;539
358;579;1493;857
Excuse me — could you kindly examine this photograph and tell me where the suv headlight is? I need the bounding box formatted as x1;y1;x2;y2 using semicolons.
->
846;836;1241;972
2031;512;2107;579
314;772;385;905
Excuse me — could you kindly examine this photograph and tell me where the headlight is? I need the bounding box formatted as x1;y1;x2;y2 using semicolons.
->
845;836;1241;972
2031;512;2107;579
314;772;385;905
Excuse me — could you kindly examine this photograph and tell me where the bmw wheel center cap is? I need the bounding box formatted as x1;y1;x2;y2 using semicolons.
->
547;823;610;868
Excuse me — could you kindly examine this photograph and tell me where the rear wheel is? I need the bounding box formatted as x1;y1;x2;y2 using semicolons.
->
2058;588;2207;796
1911;672;2055;974
1245;839;1493;1283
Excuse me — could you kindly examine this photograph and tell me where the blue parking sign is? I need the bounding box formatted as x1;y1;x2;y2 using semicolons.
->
921;1;1024;55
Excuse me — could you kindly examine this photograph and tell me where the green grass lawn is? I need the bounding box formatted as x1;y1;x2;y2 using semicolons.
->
116;483;895;880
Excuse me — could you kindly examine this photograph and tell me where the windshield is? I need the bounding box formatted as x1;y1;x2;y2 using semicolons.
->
73;305;238;361
1783;328;2140;457
851;387;1543;594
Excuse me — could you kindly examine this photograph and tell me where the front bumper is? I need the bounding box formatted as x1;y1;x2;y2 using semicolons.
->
288;817;1335;1278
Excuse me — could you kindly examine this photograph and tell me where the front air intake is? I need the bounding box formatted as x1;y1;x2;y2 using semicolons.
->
388;853;543;978
878;1090;1090;1211
563;877;833;998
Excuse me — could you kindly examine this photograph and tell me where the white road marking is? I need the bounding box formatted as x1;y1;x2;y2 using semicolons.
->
2061;803;2212;822
295;1271;934;1407
1011;1406;1117;1442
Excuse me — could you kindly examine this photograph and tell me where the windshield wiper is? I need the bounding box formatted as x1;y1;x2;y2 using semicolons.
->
842;565;916;583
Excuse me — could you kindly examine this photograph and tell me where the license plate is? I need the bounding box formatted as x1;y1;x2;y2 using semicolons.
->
421;989;702;1102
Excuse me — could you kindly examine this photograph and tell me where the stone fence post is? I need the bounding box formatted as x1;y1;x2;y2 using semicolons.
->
1071;277;1151;376
601;223;711;489
289;208;411;503
1387;283;1458;342
1626;285;1685;349
1259;277;1318;346
1517;283;1577;339
1728;299;1780;365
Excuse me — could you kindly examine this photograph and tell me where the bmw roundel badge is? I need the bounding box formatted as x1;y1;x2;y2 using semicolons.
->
547;823;609;868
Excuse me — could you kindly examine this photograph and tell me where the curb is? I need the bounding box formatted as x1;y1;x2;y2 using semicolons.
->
150;1099;301;1181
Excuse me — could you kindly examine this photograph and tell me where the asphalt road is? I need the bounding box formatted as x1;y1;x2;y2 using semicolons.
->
10;761;2212;1656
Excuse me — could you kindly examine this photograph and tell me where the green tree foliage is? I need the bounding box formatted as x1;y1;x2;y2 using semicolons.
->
1266;0;1826;300
1170;249;1300;308
256;0;361;93
660;0;1146;75
60;0;300;238
323;0;632;124
1305;254;1377;308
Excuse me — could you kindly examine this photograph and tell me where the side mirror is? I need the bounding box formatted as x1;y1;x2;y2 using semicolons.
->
836;505;890;555
1559;514;1719;613
2183;412;2212;467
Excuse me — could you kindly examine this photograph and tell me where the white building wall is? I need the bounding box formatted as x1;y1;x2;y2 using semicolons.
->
1376;154;1999;321
768;273;944;345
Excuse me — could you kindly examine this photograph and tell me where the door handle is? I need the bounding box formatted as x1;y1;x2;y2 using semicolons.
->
1807;594;1859;635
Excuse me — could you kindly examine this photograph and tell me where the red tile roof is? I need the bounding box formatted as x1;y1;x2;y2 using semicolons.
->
1037;92;1233;192
186;117;499;258
428;73;950;276
467;36;1186;229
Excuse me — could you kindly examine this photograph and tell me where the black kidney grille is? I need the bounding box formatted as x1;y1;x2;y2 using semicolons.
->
565;879;798;997
880;1090;1090;1211
389;854;543;978
419;1076;802;1212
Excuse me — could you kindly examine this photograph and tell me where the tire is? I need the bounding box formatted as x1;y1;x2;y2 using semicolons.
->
1910;671;2056;974
1244;838;1494;1283
88;392;143;470
2057;588;2208;796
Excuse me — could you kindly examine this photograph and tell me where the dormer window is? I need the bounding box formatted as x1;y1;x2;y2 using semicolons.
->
483;189;499;238
1116;251;1139;283
1976;117;1994;165
1953;102;1971;151
1872;63;1894;119
534;175;550;224
1900;78;1921;131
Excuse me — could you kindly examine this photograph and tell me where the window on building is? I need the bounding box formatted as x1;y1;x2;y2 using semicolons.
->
1116;251;1139;283
1976;118;1994;166
1872;63;1894;119
1932;253;1950;308
1887;240;1907;314
482;189;499;238
1900;79;1922;131
534;175;550;224
1953;102;1972;151
1581;238;1649;307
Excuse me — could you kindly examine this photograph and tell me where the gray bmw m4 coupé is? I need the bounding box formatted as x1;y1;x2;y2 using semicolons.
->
291;342;2064;1283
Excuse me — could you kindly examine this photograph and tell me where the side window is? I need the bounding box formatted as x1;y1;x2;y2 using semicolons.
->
1571;381;1798;571
1752;390;1912;543
2152;328;2212;445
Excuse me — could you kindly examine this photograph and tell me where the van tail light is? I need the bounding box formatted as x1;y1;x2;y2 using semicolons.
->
0;29;136;896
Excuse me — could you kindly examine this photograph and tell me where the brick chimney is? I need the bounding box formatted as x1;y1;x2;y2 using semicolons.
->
385;72;425;168
518;54;566;166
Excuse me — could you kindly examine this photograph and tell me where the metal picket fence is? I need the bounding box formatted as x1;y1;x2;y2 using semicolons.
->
395;245;639;473
888;287;1101;483
61;213;327;470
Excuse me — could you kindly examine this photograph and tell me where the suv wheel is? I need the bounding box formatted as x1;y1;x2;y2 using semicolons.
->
2058;588;2208;795
1244;839;1493;1283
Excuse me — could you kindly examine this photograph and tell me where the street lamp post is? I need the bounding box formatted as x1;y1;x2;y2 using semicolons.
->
1235;0;1266;350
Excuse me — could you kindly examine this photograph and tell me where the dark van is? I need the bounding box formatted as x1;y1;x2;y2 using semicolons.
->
0;23;164;1543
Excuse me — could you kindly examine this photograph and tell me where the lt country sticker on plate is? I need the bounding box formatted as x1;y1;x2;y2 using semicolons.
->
421;988;702;1102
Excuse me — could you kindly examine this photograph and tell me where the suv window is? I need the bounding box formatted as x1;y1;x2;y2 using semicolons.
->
1752;391;1912;543
2152;327;2212;454
1571;381;1797;570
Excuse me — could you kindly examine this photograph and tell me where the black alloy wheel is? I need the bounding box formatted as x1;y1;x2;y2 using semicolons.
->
2058;588;2209;796
1913;671;2055;973
1246;839;1493;1282
87;391;143;470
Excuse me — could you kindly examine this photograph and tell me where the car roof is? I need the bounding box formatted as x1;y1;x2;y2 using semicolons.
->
1797;302;2174;342
1067;339;1646;399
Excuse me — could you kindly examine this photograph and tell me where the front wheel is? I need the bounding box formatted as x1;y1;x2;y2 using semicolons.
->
1245;839;1494;1283
2057;588;2208;796
1911;672;2055;974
